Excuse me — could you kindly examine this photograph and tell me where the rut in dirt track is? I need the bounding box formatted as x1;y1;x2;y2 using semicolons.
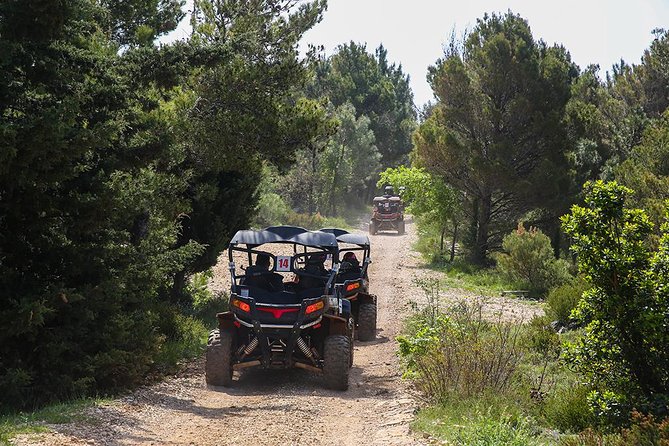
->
14;219;427;446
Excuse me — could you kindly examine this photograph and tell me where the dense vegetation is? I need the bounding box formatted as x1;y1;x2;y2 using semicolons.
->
262;41;417;220
391;11;669;443
0;0;417;412
0;0;333;410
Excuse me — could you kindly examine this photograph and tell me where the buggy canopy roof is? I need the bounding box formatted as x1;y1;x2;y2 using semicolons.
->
230;226;338;248
319;228;370;247
373;196;401;202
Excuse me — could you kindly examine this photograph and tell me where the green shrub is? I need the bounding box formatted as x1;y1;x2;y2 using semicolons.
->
283;211;327;230
496;223;571;297
524;316;561;357
414;400;547;446
398;298;523;402
546;277;590;325
544;385;596;433
562;181;669;420
254;192;291;227
155;313;208;371
153;271;226;372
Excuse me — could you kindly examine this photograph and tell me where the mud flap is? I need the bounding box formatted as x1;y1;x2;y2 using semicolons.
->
216;311;236;332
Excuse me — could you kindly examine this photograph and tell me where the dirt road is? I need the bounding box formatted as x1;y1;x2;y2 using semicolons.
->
14;219;429;446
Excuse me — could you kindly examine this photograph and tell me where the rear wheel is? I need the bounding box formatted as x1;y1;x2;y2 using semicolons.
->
206;329;233;386
323;335;350;390
357;302;377;341
369;220;377;235
397;220;405;235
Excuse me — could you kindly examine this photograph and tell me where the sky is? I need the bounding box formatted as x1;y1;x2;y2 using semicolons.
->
164;0;669;108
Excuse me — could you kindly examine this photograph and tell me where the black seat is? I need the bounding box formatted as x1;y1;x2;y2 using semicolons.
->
243;266;284;292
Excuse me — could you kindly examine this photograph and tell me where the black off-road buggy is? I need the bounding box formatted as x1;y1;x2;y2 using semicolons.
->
320;228;377;341
369;186;405;235
206;226;354;390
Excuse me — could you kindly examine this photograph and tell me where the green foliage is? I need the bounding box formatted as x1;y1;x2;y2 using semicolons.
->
312;42;417;167
255;192;292;228
496;224;572;297
561;180;669;420
565;64;646;185
414;403;548;446
178;0;332;274
543;385;597;433
319;103;380;215
377;166;458;222
0;0;331;411
546;277;590;325
398;297;523;402
415;11;578;264
379;166;461;259
615;110;669;245
101;0;185;46
0;0;203;410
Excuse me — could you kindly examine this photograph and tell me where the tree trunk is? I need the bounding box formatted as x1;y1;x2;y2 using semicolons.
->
308;145;317;215
171;270;187;303
440;226;446;253
450;222;458;263
552;222;561;259
473;194;491;265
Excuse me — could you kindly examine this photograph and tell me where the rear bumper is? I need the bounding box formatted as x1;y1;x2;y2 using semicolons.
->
233;312;323;330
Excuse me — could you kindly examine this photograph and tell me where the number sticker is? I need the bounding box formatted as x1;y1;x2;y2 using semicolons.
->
275;256;291;272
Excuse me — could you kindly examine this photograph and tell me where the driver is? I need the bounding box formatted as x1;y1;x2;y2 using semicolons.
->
338;252;362;281
243;253;284;292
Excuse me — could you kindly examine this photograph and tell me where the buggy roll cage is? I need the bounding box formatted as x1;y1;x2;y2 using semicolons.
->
227;226;341;295
319;228;371;279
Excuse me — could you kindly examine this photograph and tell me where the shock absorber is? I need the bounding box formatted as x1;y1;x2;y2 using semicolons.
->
239;337;259;360
296;337;316;365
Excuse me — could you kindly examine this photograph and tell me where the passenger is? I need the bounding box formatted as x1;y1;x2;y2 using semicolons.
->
243;253;284;292
342;252;361;270
338;252;362;281
298;253;328;290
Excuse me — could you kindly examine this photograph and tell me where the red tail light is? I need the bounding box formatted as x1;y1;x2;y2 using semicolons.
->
305;301;324;314
232;298;251;313
346;282;360;292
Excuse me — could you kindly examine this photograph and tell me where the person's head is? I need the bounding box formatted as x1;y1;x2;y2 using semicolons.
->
306;252;326;266
343;252;358;263
255;253;271;269
384;185;394;196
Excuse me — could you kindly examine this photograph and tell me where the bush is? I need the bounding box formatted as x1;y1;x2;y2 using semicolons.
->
283;211;327;230
496;223;571;297
544;385;597;433
398;298;523;402
546;277;590;326
154;271;227;372
255;192;291;227
559;412;669;445
562;181;669;420
413;398;547;446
